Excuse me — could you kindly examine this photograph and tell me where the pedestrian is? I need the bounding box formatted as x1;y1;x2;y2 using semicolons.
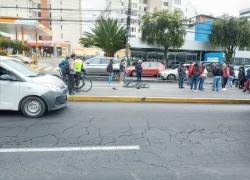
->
243;67;250;92
178;63;186;88
106;59;114;85
68;54;77;95
222;63;229;90
198;62;208;91
119;59;126;84
74;56;83;87
228;65;235;87
238;66;246;89
212;63;223;91
190;63;199;92
135;60;143;82
187;61;195;86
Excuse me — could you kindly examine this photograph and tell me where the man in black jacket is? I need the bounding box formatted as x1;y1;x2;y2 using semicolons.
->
135;60;143;82
106;59;114;85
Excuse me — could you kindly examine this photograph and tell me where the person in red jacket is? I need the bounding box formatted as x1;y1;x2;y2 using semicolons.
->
187;62;195;85
222;63;229;90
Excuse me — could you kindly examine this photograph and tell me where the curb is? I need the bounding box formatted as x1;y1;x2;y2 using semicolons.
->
68;96;250;104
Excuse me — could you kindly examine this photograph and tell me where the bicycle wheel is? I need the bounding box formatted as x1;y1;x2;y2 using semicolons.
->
140;83;150;88
80;79;93;92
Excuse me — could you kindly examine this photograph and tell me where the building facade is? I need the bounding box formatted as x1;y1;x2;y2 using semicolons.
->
102;0;196;38
234;8;250;65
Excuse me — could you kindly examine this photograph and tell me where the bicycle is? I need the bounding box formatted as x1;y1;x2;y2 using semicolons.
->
56;68;93;92
122;81;150;89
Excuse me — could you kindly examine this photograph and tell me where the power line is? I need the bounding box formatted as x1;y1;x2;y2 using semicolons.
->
0;6;120;12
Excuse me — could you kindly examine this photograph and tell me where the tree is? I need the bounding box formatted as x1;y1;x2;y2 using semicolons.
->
79;18;126;57
209;15;250;64
141;10;186;65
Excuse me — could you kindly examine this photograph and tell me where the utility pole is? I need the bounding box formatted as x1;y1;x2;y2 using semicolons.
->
125;0;131;65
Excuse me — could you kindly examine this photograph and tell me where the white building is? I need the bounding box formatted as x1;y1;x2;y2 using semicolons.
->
234;8;250;65
101;0;197;38
50;0;82;55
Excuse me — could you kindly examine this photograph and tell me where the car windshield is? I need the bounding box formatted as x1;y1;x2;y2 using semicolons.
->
169;65;179;69
3;59;38;77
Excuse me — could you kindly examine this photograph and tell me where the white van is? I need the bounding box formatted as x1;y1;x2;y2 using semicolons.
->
0;56;68;118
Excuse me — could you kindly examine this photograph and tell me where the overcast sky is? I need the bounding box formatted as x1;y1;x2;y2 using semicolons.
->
83;0;250;17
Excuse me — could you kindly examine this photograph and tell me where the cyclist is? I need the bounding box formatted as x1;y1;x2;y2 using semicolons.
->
68;54;77;95
74;56;83;87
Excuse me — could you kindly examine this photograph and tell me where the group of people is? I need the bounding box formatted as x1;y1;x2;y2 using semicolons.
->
59;54;83;95
178;61;250;92
106;59;143;85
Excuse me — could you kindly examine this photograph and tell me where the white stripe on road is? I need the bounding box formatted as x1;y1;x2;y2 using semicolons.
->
0;145;140;153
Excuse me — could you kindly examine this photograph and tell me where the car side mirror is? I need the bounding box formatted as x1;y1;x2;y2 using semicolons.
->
85;62;90;65
0;74;18;81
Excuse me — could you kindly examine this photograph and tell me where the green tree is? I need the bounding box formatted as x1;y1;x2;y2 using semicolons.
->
80;18;126;57
141;10;186;65
209;15;250;64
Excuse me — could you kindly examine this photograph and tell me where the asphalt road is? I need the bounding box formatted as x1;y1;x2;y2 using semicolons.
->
0;102;250;180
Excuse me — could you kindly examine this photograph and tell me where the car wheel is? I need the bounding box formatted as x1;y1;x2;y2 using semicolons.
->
167;74;176;80
132;71;137;77
21;97;46;118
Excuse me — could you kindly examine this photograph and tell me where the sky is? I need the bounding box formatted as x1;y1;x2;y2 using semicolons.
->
83;0;250;17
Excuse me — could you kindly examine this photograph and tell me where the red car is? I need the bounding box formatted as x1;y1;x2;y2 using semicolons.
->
127;62;165;77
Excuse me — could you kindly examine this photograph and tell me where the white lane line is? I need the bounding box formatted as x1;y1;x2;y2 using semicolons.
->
0;145;140;153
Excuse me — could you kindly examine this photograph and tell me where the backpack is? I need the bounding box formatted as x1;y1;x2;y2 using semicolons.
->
193;67;199;77
63;61;70;74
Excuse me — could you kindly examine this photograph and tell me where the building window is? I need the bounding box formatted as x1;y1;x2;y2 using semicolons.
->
174;0;181;5
163;2;168;6
38;12;41;17
144;7;147;12
143;0;147;4
246;47;250;51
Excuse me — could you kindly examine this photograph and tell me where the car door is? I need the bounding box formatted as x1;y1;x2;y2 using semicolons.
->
0;67;20;110
84;57;101;75
149;62;160;76
142;62;150;76
100;58;110;75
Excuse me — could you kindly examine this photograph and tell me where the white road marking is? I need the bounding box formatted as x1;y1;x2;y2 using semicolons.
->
0;145;140;153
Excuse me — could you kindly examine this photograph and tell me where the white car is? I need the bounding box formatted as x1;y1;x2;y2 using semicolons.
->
160;64;190;80
8;55;33;64
0;56;68;118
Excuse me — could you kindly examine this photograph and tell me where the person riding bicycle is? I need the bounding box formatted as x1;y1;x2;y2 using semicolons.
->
74;56;83;87
68;54;77;95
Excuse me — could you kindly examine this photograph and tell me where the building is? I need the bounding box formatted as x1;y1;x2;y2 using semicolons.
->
0;0;52;55
101;0;196;38
50;0;82;56
234;8;250;65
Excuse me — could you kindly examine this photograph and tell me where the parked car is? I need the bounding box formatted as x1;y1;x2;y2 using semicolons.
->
127;62;165;77
0;56;68;118
159;64;190;80
83;56;121;75
8;55;33;64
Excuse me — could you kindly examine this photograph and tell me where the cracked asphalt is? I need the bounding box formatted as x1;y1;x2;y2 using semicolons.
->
0;102;250;180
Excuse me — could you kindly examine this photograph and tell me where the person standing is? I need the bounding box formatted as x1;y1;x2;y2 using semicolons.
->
178;63;186;89
74;56;83;87
106;59;114;85
119;59;126;84
58;56;69;81
212;63;223;91
198;62;208;91
238;66;246;89
243;67;250;92
68;54;76;95
187;62;195;86
228;65;235;87
135;60;143;82
222;63;229;90
190;63;199;92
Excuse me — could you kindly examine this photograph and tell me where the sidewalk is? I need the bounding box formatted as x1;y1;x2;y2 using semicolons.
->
74;81;250;100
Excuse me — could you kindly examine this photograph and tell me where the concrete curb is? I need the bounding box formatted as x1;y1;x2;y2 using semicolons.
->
68;96;250;104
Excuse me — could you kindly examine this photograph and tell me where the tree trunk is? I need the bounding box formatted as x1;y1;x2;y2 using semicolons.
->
224;51;234;64
164;47;169;67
